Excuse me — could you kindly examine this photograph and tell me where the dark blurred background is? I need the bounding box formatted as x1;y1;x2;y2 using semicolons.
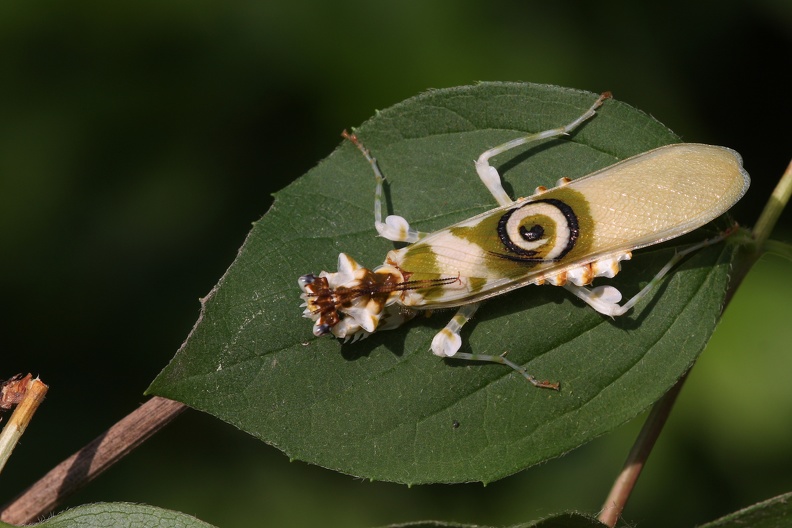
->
1;2;791;527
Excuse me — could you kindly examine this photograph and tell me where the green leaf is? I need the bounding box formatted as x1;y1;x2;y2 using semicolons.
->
697;490;792;528
148;82;740;484
0;502;216;528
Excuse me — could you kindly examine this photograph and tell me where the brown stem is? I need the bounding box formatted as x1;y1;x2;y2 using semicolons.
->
598;375;686;527
598;244;753;527
0;396;186;525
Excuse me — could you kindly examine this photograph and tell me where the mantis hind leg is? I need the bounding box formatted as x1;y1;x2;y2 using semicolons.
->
564;229;736;317
430;302;559;390
451;351;559;390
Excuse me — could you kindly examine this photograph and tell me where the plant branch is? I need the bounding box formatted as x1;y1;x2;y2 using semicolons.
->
0;396;186;525
0;376;48;477
598;375;686;527
752;157;792;249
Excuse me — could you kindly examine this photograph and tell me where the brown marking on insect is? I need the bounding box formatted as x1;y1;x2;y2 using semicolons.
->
303;268;459;332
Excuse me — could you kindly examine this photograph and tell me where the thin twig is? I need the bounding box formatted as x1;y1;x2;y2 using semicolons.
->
0;376;48;477
0;396;186;525
598;375;686;527
752;157;792;249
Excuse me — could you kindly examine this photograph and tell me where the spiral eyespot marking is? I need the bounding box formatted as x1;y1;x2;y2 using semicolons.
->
495;198;578;262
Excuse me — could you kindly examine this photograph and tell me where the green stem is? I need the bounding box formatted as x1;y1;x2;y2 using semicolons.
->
725;157;792;299
752;158;792;249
